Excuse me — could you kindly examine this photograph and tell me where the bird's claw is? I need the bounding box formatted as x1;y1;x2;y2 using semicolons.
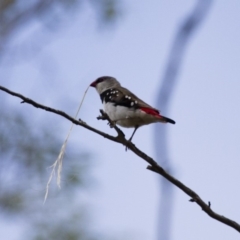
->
108;122;116;128
125;139;134;151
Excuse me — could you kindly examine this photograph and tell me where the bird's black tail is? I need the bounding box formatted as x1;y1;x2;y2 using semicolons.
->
161;116;176;124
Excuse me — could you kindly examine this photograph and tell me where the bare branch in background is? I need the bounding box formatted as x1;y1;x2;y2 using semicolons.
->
0;0;63;54
155;1;213;239
0;0;120;60
0;85;240;233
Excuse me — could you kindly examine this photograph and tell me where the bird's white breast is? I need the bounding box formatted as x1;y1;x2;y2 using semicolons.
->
104;102;131;123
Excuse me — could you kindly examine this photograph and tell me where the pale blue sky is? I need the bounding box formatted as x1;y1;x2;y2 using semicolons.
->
1;0;240;239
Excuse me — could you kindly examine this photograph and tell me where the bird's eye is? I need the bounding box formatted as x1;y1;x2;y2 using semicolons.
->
96;78;104;83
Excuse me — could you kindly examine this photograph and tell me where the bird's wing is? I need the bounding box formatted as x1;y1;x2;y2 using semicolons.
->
100;86;160;115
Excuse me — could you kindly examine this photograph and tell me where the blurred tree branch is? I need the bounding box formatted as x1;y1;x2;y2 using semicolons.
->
0;89;96;239
155;1;213;239
0;85;240;233
0;0;71;53
0;0;120;57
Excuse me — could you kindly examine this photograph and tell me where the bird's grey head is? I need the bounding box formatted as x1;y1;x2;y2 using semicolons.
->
90;76;121;94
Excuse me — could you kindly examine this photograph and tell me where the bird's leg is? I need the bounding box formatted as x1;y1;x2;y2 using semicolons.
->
125;126;139;151
129;126;139;142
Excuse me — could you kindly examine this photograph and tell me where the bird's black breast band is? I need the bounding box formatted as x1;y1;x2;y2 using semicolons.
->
100;89;139;109
100;89;113;103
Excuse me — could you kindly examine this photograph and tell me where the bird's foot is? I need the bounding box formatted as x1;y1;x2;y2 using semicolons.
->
108;121;116;128
125;137;133;151
97;110;125;137
97;110;116;127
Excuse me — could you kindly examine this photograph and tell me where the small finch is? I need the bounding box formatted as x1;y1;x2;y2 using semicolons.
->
90;76;175;142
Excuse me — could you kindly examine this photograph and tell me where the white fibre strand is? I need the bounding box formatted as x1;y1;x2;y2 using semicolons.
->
44;85;90;202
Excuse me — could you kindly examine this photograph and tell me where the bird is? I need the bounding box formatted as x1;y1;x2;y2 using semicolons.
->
90;76;175;143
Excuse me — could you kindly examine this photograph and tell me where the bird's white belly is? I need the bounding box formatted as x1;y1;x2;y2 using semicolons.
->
103;102;159;128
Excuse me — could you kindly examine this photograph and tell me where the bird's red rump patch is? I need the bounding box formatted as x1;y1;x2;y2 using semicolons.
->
140;107;161;117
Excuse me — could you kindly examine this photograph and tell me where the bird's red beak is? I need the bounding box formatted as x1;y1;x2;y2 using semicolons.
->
90;81;97;87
